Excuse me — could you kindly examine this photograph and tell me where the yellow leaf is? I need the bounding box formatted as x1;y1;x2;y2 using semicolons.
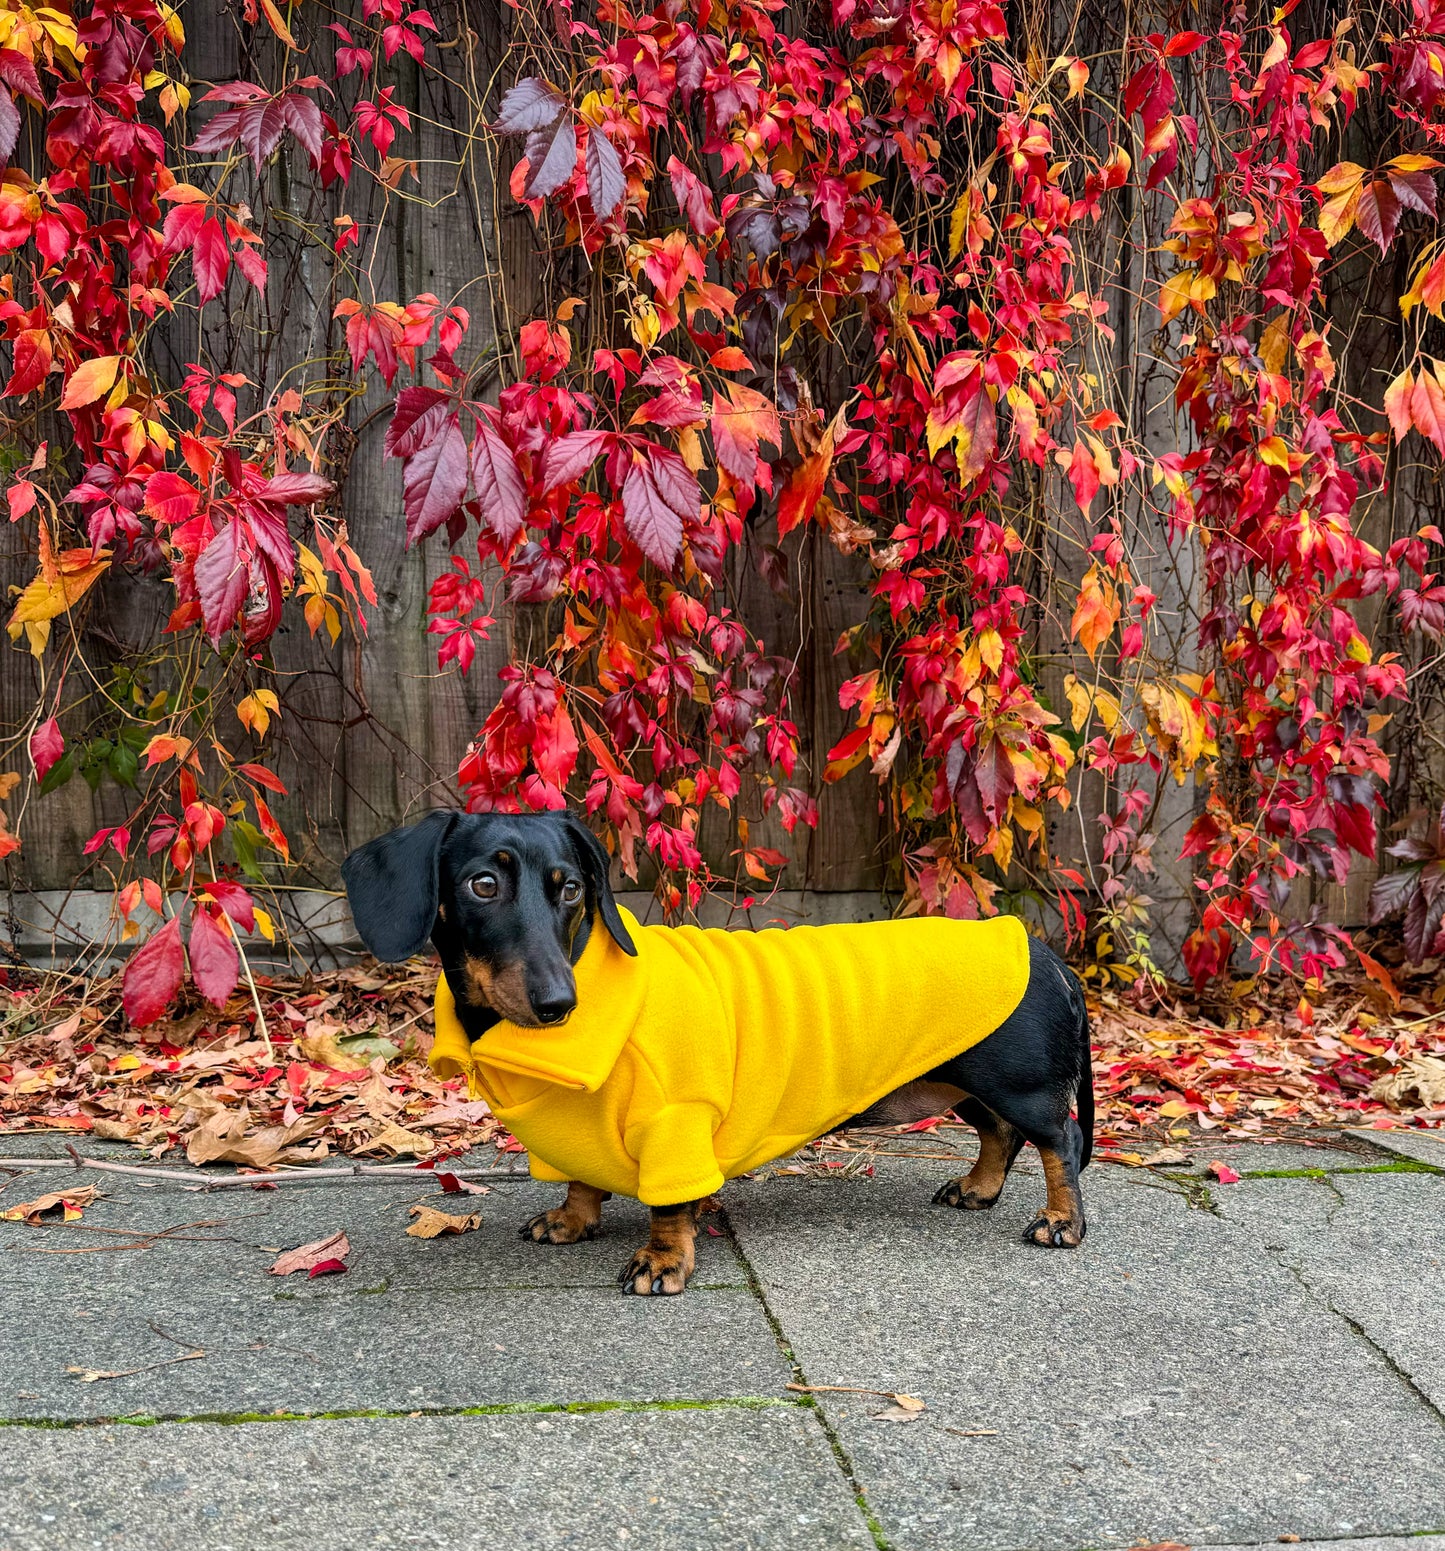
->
1258;314;1289;375
1317;185;1361;248
977;627;1003;673
1315;160;1366;196
1159;270;1193;326
1257;435;1291;470
1066;57;1089;98
8;553;109;628
253;906;276;942
948;195;968;261
59;355;122;410
257;0;296;47
1387;153;1442;174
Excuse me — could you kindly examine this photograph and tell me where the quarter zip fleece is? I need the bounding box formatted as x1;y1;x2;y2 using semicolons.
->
430;908;1030;1205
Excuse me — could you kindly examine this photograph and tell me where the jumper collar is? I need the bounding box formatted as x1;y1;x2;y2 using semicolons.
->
436;906;645;1097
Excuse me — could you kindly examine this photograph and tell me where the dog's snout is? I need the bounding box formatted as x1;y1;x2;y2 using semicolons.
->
533;991;576;1025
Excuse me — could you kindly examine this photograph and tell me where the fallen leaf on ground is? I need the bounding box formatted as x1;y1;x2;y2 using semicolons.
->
1207;1160;1242;1184
406;1205;482;1238
298;1028;372;1071
187;1108;327;1168
67;1349;203;1382
268;1230;351;1276
434;1171;488;1195
0;1186;98;1223
359;1120;435;1158
873;1392;927;1423
1372;1055;1445;1110
1142;1145;1190;1166
307;1257;348;1277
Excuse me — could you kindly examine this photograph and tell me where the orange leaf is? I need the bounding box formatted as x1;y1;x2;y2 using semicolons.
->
778;422;836;536
59;355;123;410
1070;565;1119;660
1384;367;1415;442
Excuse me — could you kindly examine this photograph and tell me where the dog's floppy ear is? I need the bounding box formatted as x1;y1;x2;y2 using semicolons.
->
563;813;635;956
341;810;458;962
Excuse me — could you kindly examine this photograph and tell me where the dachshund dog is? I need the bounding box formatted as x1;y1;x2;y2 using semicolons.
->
343;809;1093;1296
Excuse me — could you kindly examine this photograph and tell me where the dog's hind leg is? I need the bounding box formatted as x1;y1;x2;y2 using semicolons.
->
1023;1121;1087;1247
933;1099;1025;1210
522;1181;611;1244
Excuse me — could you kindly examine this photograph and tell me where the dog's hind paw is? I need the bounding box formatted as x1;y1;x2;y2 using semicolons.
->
618;1244;692;1296
521;1208;599;1245
1022;1212;1086;1248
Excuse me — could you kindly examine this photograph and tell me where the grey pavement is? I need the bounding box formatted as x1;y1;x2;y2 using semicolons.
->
1;1129;1442;1550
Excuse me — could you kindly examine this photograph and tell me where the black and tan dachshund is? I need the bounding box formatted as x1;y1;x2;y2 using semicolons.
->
342;809;1093;1295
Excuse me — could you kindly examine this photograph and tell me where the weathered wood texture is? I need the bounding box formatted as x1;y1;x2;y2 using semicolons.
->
2;0;1439;966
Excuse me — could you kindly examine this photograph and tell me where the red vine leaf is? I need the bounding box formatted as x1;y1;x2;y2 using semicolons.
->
469;416;527;543
194;520;251;646
385;386;450;460
540;429;610;493
585;125;625;217
188;908;240;1008
621;451;694;569
123;917;185;1028
29;716;64;781
521;117;577;200
403;413;468;545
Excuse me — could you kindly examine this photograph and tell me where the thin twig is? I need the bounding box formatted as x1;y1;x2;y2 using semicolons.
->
235;936;274;1064
0;1147;532;1191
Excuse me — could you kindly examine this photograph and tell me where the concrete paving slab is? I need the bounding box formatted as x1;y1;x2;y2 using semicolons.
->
0;1277;787;1421
0;1164;746;1294
1349;1127;1445;1167
727;1155;1445;1551
0;1405;877;1550
0;1171;781;1421
1218;1171;1445;1414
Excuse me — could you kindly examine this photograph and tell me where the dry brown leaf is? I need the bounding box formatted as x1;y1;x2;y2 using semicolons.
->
268;1231;351;1276
298;1027;371;1072
358;1120;435;1158
1371;1055;1445;1110
186;1107;328;1168
406;1205;482;1239
873;1393;926;1423
0;1186;98;1224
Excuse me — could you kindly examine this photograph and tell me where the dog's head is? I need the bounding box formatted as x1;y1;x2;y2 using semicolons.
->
341;811;634;1027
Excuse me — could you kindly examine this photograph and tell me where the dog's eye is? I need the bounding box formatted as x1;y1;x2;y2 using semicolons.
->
561;880;582;905
470;874;498;901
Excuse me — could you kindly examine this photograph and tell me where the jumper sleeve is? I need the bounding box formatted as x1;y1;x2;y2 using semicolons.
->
629;1102;725;1206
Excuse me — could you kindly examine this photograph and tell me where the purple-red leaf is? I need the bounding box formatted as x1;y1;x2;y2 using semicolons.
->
586;126;625;217
385;386;450;460
258;472;334;505
194;520;251;646
403;413;468;545
203;879;256;933
494;77;565;134
621;451;696;570
667;156;723;236
470;418;527;543
193;217;229;305
188;908;240;1008
0;91;19;165
539;429;610;493
1357;180;1402;254
123;917;185;1027
522;117;577;200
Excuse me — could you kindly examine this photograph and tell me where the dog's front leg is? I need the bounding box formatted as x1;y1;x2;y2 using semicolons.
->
522;1181;611;1244
618;1201;699;1296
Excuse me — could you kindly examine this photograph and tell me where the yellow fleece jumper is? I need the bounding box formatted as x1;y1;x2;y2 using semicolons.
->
429;908;1030;1206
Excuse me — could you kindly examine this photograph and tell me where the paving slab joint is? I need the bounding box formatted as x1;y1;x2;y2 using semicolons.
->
0;1396;799;1432
718;1205;895;1551
1276;1258;1445;1433
1241;1160;1445;1180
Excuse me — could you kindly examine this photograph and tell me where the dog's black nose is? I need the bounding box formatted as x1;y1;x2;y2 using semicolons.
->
533;995;575;1025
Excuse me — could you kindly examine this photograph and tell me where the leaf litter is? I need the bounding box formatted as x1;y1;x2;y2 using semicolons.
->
1;954;1442;1179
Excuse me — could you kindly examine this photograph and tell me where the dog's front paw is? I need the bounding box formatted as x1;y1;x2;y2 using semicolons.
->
618;1243;693;1296
521;1208;599;1245
1022;1211;1086;1248
933;1177;1002;1211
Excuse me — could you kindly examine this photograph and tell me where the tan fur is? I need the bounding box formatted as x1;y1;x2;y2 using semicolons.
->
620;1203;699;1296
461;954;535;1024
524;1181;610;1244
